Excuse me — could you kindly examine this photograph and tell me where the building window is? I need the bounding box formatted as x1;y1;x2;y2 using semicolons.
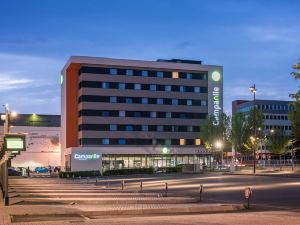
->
134;83;141;90
180;139;185;145
187;73;192;79
172;99;178;105
157;71;164;78
142;98;148;104
157;125;163;132
126;97;133;104
142;125;148;131
172;72;179;79
110;96;117;103
150;84;156;91
195;139;201;145
188;126;193;132
165;85;171;92
166;112;172;118
150;112;157;118
102;139;109;145
110;124;117;131
134;111;141;117
194;87;200;93
157;98;163;105
180;86;185;92
110;68;117;75
165;139;171;145
119;111;125;117
119;83;125;89
118;139;126;145
201;100;207;106
102;82;109;89
126;125;133;131
187;100;192;106
142;71;148;77
126;69;133;76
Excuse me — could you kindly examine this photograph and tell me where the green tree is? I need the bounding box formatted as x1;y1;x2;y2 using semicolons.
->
288;59;300;167
200;113;231;167
267;129;290;165
231;112;250;155
289;59;300;100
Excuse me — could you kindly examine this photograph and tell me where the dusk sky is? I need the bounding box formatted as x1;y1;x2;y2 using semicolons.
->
1;0;299;115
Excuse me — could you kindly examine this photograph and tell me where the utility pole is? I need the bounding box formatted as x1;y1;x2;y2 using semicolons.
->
2;105;9;205
249;85;257;174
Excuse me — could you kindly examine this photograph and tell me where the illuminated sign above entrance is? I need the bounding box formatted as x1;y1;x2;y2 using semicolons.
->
211;71;221;82
74;153;100;161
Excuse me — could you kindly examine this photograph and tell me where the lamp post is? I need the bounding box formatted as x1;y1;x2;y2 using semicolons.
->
215;141;223;168
249;84;257;174
1;105;17;206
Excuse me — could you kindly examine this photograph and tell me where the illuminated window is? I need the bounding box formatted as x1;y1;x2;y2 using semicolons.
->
179;139;185;145
157;71;164;78
172;72;179;79
110;68;117;75
195;139;201;145
142;71;148;77
126;69;133;76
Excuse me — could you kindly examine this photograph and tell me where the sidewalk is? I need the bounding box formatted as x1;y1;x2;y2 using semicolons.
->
226;169;300;178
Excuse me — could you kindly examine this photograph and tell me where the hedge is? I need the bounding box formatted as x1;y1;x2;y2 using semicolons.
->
59;170;101;178
103;167;154;176
59;166;182;178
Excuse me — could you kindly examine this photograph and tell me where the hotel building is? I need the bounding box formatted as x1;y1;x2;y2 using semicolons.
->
61;57;223;171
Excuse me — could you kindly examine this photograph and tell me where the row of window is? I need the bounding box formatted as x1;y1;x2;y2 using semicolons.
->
79;66;208;80
239;104;294;113
265;125;292;131
79;124;201;132
79;110;207;119
79;138;202;146
79;95;207;106
264;114;289;120
258;104;294;111
79;81;208;93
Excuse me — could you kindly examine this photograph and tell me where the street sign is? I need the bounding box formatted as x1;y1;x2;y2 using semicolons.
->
4;134;26;152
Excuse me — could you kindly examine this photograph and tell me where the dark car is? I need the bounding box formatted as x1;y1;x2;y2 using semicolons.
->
8;168;22;176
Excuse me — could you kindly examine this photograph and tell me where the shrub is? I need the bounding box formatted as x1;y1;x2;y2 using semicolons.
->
103;167;154;176
59;170;101;178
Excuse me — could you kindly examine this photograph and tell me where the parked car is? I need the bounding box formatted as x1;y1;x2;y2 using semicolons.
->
8;168;22;176
34;167;49;173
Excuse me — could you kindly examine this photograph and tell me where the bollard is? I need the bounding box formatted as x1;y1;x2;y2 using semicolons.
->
87;177;89;184
199;184;203;202
140;181;143;193
121;180;124;191
96;177;98;185
72;174;75;183
244;187;252;209
79;176;81;183
165;182;168;197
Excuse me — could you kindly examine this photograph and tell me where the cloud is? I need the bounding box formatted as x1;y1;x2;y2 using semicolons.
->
245;26;300;44
0;53;64;114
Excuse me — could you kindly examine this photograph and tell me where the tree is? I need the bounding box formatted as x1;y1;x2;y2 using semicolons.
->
231;108;264;161
289;59;300;100
288;59;300;167
231;112;250;156
200;113;231;167
267;129;290;165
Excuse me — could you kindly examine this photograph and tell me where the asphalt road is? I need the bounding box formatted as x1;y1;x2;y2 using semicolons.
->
95;173;300;211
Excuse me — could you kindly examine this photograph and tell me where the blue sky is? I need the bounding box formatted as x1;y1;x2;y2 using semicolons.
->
0;0;299;115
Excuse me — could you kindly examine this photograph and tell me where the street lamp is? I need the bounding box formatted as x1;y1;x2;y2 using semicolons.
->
215;141;223;168
249;84;257;174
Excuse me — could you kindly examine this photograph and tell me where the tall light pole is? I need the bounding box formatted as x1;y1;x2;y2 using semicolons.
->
1;104;17;205
249;84;257;174
215;141;223;168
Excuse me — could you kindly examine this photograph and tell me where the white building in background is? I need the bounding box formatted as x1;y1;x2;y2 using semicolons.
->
0;114;61;168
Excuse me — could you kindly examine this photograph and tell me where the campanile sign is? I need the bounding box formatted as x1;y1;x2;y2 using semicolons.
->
208;69;223;125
